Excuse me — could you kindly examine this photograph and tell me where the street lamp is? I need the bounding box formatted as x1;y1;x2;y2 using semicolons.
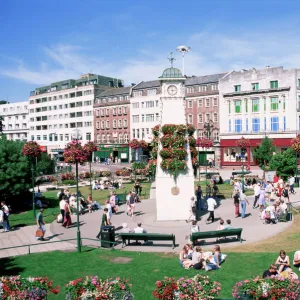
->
176;45;191;76
203;120;215;185
71;129;82;253
87;133;93;198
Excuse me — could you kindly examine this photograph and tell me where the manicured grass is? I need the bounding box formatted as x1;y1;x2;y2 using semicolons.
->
9;182;151;228
1;249;299;299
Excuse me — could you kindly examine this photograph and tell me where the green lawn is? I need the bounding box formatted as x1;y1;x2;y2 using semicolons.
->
9;182;151;228
1;248;298;299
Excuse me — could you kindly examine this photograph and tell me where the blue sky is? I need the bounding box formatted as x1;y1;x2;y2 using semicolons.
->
1;0;300;102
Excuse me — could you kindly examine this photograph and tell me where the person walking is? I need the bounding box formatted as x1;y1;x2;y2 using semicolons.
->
96;208;111;239
206;197;217;224
253;183;261;208
205;184;211;200
59;196;66;224
62;199;72;228
195;185;203;211
1;201;10;232
36;208;46;241
128;191;135;217
258;187;266;211
288;176;296;194
233;190;240;218
240;192;249;218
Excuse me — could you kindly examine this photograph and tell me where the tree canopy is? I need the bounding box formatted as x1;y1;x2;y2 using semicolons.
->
252;137;276;168
36;152;55;175
269;148;296;179
0;136;31;202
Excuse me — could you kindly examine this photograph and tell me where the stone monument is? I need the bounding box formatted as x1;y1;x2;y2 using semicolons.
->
155;66;195;221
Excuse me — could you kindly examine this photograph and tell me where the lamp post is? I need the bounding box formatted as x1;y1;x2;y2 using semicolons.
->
203;119;214;185
71;129;83;253
87;133;92;198
176;45;191;76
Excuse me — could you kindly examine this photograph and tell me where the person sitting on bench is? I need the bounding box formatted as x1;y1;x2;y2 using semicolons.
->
133;222;147;244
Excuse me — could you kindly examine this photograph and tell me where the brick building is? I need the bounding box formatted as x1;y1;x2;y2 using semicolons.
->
185;73;226;164
93;86;132;163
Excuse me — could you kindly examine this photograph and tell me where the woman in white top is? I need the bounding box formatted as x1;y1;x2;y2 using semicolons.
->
105;200;112;221
183;246;203;269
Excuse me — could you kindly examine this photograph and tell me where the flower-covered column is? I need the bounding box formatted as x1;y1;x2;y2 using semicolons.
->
83;142;98;197
22;141;42;217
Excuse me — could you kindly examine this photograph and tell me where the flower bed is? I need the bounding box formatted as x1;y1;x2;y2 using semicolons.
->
79;171;92;179
94;170;112;177
61;172;76;180
37;175;56;183
65;276;133;300
116;168;131;177
153;275;221;300
232;276;300;300
0;276;59;299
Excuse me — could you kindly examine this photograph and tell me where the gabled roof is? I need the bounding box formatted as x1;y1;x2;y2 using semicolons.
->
185;73;227;86
98;86;132;97
132;80;160;90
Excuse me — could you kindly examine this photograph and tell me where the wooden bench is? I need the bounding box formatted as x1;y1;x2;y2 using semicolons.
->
191;228;243;246
119;233;176;249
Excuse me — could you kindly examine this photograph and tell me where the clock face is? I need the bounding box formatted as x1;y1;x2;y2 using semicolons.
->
167;85;178;96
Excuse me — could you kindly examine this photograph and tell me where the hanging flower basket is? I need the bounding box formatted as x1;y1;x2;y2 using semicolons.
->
236;137;250;148
176;124;187;135
152;125;161;137
160;148;174;159
139;140;149;150
22;141;42;158
161;124;179;135
196;138;213;148
129;139;140;149
161;159;187;172
188;136;196;147
63;140;88;164
291;134;300;153
161;135;185;148
173;148;187;160
151;137;159;147
187;124;196;136
83;141;98;161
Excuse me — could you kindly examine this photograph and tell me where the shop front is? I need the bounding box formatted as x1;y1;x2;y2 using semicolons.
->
220;138;294;166
50;149;65;161
95;144;129;163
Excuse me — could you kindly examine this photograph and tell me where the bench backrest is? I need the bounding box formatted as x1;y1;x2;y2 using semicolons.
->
192;228;242;238
120;233;174;240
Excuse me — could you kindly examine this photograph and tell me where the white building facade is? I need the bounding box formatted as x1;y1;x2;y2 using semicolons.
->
0;101;29;141
219;66;300;166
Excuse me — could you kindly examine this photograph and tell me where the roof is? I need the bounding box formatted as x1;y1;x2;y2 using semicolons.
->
132;80;160;90
185;73;227;86
98;86;132;97
159;67;183;79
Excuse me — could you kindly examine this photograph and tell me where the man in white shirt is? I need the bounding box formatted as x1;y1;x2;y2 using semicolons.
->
288;176;296;194
59;196;66;223
1;201;10;232
133;222;147;233
186;197;196;223
206;197;217;224
253;183;261;209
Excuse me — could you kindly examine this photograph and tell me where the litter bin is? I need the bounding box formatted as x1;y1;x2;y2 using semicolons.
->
100;226;115;248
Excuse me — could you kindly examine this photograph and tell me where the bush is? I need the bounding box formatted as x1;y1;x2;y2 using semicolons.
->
132;161;147;170
61;172;75;180
62;180;77;185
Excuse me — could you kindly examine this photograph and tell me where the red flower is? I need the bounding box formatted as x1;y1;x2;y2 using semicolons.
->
236;136;250;148
196;138;213;148
63;140;88;164
22;141;42;158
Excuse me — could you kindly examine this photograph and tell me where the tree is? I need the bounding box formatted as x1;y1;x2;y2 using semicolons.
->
36;152;55;175
269;148;296;179
252;137;276;168
0;136;31;203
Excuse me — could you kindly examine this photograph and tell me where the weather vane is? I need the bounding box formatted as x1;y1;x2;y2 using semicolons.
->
168;52;176;68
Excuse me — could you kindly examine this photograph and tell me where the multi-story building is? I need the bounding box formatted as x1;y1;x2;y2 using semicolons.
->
130;80;162;142
219;66;299;166
185;73;226;164
0;101;29;141
28;73;123;159
93;86;131;163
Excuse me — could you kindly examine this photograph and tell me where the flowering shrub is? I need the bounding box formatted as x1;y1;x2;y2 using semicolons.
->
63;140;88;164
129;139;140;149
134;168;149;176
37;175;55;183
79;171;92;179
160;135;185;148
291;134;300;153
232;276;300;300
153;275;221;300
151;147;158;159
83;141;98;161
162;124;180;135
161;159;186;172
61;172;75;180
132;161;147;170
116;168;131;176
196;138;213;148
22;141;42;158
0;276;59;299
152;124;161;137
236;136;250;149
65;276;133;300
148;159;157;175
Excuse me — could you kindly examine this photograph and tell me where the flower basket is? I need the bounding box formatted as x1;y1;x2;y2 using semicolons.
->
151;137;159;147
151;147;158;159
0;276;60;299
148;159;157;175
129;139;140;149
188;136;196;147
63;141;88;164
196;138;213;148
152;125;161;137
161;124;178;135
83;142;98;161
232;276;300;300
161;159;187;172
22;141;42;158
173;148;187;160
236;137;250;148
176;124;187;135
139;140;148;150
161;135;185;148
187;124;196;136
160;148;174;159
65;276;133;300
291;134;300;153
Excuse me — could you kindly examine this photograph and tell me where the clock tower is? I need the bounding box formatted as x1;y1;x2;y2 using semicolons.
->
155;67;194;221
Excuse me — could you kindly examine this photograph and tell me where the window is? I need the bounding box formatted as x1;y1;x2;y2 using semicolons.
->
188;114;193;124
142;114;145;122
246;118;248;131
133;90;143;97
102;135;106;143
283;97;286;110
119;134;123;143
132;115;139;123
101;121;105;129
136;129;140;139
113;120;117;128
205;113;210;122
96;110;100;117
235;100;242;113
284;116;286;131
156;100;159;107
146;101;154;108
106;109;109;116
205;99;210;107
213;113;218;123
132;102;139;109
77;122;83;128
271;97;279;111
123;107;127;114
96;122;100;129
198;99;203;107
59;134;63;141
76;102;82;107
188;100;193;108
124;134;129;143
37;135;41;141
146;114;155;122
234;119;242;133
155;113;159;121
187;87;194;93
141;102;144;108
43;135;47;141
252;118;260;132
229;120;232;132
298;96;300;110
245;99;248;113
264;117;267;131
123;119;128;127
211;84;218;91
113;108;117;115
252;83;259;90
198;114;203;123
228;101;231;114
106;121;110;128
107;134;110;143
213;131;219;141
234;85;241;92
213;98;218;106
132;129;135;139
270;80;278;89
118;107;122;115
31;135;34;141
147;89;156;96
199;85;207;92
271;116;279;132
252;98;260;112
97;134;101;143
